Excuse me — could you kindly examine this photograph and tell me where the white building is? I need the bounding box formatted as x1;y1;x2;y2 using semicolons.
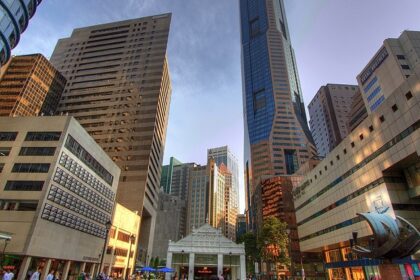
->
0;116;120;280
357;30;420;113
166;224;246;280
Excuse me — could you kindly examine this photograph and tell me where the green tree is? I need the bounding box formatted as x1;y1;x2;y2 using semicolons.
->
237;232;259;274
258;216;290;267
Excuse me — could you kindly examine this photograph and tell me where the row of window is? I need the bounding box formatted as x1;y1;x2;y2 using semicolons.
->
12;163;50;173
4;180;44;191
0;131;61;142
59;153;114;201
0;146;56;157
47;185;111;224
53;168;113;213
41;203;107;239
0;200;38;211
65;135;114;185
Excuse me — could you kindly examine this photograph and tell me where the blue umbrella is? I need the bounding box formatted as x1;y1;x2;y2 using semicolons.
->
141;267;156;272
157;268;174;273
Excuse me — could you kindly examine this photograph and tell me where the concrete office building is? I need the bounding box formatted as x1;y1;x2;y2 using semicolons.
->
0;0;42;66
0;116;120;280
160;157;182;194
293;71;420;279
186;165;208;233
235;214;246;241
357;31;420;113
347;89;368;132
308;84;358;157
152;191;186;261
240;0;316;227
0;54;66;116
171;162;197;201
104;203;140;279
50;14;172;257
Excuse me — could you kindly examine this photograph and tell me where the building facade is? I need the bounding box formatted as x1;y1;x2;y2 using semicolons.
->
0;0;42;65
104;203;140;279
171;162;197;201
50;14;172;257
240;0;316;228
0;54;66;116
357;31;420;114
160;157;182;194
235;214;246;241
308;84;358;157
0;116;120;280
152;191;187;260
347;89;368;132
293;71;420;280
186;165;208;233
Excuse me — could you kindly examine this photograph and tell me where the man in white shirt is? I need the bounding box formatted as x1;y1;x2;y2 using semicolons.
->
30;268;42;280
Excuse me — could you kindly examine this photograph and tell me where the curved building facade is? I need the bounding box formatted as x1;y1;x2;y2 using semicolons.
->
0;0;42;65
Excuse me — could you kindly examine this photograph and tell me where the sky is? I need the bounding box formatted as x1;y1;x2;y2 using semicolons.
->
14;0;420;212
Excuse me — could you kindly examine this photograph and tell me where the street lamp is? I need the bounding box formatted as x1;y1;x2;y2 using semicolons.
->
1;238;10;267
99;220;112;276
286;229;294;280
229;252;232;280
126;234;136;280
181;250;185;277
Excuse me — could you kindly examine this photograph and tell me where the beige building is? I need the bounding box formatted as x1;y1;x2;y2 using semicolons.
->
49;14;172;257
293;69;420;279
104;203;140;279
0;116;120;280
347;89;368;132
0;54;66;117
357;30;420;113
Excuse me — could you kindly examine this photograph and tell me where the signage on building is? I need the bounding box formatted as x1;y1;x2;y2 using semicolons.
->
83;256;99;262
360;47;388;85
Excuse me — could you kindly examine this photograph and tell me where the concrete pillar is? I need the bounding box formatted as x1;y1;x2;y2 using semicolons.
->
240;255;246;280
62;261;71;280
80;263;86;274
165;252;173;280
17;256;32;280
42;259;52;280
217;254;223;277
89;264;96;277
188;253;195;280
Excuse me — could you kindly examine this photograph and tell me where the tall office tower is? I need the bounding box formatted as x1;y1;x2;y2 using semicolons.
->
0;0;42;66
240;0;317;225
50;14;172;257
171;162;197;201
0;54;66;116
357;30;420;113
347;89;368;132
0;116;120;280
160;157;182;194
308;84;358;157
186;165;208;232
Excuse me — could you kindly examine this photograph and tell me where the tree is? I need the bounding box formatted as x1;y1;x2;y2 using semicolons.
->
258;216;290;268
237;232;259;274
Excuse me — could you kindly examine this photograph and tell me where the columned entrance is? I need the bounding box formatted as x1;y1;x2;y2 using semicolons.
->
166;224;246;280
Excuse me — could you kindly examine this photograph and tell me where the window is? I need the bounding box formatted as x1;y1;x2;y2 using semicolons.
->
379;115;385;123
19;147;56;156
406;91;413;100
351;142;355;148
369;125;374;132
359;134;364;140
330;161;334;166
12;163;50;173
392;104;398;112
336;155;340;160
396;55;405;60
0;132;17;141
343;149;347;154
4;181;44;191
0;163;3;173
401;65;410;70
25;132;61;141
0;147;11;156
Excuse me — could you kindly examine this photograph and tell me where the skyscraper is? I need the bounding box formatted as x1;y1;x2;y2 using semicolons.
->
308;84;358;157
240;0;316;222
0;54;66;116
0;0;42;65
50;14;172;257
160;156;182;194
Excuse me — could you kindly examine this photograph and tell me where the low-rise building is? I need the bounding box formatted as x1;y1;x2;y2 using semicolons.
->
104;203;140;279
0;116;120;280
294;68;420;280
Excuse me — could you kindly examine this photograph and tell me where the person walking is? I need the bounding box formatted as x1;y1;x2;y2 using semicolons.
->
46;271;54;280
30;268;42;280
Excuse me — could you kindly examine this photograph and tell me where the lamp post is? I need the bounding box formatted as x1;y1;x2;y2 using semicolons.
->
229;252;232;280
126;234;136;280
181;250;185;277
286;229;294;280
99;220;112;276
1;238;10;267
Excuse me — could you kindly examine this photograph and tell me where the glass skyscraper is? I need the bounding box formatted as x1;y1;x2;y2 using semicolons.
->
0;0;42;65
240;0;316;221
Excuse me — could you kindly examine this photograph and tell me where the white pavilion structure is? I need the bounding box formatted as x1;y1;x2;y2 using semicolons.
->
166;224;246;280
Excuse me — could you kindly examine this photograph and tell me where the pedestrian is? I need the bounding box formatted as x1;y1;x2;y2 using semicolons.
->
218;273;224;280
53;272;60;280
46;270;54;280
30;268;42;280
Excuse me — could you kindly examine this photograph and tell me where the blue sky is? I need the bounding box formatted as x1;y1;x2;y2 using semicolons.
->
14;1;420;212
